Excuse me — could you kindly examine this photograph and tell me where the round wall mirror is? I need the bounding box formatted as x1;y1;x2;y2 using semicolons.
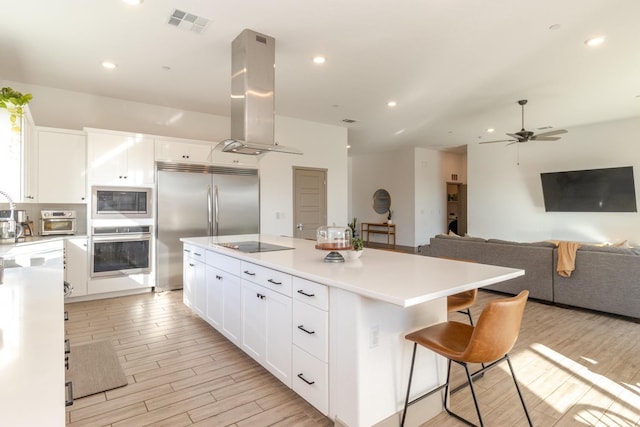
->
372;189;391;214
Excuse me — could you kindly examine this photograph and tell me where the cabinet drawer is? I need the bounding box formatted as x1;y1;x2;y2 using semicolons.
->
240;261;292;297
183;244;205;259
206;250;241;275
293;302;328;362
292;346;328;415
293;277;328;311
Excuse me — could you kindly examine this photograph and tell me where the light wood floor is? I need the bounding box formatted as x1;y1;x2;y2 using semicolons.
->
65;290;640;427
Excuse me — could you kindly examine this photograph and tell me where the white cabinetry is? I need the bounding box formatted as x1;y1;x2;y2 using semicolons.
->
36;128;86;203
64;237;88;298
155;138;214;163
292;277;329;414
205;250;242;344
183;244;205;315
87;129;154;185
241;261;292;387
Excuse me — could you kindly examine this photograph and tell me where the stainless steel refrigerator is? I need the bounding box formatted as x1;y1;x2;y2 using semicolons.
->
155;162;259;291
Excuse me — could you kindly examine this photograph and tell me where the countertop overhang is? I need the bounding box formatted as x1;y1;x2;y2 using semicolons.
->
181;234;525;307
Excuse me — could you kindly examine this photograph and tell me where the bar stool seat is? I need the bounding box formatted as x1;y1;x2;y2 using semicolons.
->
447;288;478;325
401;290;533;427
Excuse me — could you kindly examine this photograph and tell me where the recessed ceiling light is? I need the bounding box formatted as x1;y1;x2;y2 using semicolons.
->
313;56;326;64
346;144;351;149
122;0;143;5
487;128;495;133
585;36;605;47
101;61;117;70
387;101;397;107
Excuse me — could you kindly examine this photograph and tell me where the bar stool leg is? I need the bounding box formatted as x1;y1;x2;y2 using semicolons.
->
400;343;418;427
506;356;534;427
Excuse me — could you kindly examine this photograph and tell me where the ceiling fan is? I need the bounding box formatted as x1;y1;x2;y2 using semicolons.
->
480;100;568;145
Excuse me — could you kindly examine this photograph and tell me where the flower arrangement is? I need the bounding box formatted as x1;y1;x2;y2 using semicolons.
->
352;237;364;251
387;209;393;221
0;87;33;133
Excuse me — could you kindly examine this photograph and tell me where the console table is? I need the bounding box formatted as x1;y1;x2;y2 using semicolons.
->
361;222;396;249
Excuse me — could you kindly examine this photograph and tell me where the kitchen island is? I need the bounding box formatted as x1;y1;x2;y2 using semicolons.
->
181;234;524;427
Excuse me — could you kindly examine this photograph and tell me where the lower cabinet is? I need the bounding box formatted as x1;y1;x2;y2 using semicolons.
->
241;279;292;387
185;244;326;415
183;244;205;315
64;237;88;298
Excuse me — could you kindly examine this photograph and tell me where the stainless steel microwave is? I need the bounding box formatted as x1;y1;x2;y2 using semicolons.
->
91;186;152;219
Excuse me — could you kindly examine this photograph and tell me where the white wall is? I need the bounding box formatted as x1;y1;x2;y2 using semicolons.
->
468;116;640;244
262;116;348;236
4;80;348;237
350;147;457;248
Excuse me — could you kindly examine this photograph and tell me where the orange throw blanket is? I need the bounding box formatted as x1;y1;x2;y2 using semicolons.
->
556;241;582;277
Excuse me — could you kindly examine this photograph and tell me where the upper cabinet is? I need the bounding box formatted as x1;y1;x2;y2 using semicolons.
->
87;129;154;186
155;137;258;167
155;138;214;163
36;127;87;203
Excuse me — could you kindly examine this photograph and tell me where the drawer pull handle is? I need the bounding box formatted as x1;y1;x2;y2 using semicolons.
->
297;325;315;335
297;289;315;297
216;275;222;280
65;355;69;370
194;252;202;256
64;339;71;354
297;373;315;385
268;279;282;285
243;270;256;276
65;381;74;407
64;311;69;321
189;263;195;267
184;249;191;253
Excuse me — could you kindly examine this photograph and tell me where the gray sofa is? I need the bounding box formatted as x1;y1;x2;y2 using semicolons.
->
424;234;640;320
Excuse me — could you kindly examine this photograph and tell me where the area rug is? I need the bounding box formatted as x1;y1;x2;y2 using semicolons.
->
65;340;128;399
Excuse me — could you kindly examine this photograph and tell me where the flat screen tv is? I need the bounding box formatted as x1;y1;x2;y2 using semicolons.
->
540;166;637;212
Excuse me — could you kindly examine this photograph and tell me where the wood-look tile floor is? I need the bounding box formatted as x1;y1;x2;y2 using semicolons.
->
65;289;640;427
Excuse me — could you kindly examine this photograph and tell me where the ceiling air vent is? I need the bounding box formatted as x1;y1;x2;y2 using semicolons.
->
167;9;211;34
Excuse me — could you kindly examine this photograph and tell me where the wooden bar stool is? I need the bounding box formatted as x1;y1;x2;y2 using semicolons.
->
401;291;533;427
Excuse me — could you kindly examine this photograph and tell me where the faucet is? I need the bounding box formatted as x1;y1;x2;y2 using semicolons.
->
0;190;17;243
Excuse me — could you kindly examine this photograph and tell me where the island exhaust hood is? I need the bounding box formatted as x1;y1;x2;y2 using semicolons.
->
219;29;302;155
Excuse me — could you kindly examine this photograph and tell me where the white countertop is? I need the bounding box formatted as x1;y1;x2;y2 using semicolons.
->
0;241;65;427
182;234;524;307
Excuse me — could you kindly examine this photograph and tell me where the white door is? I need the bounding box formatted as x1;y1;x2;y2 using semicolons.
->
265;288;293;386
293;167;327;240
222;273;242;345
241;280;266;361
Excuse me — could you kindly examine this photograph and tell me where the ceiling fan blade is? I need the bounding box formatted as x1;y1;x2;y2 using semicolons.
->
532;136;561;141
479;139;517;144
535;129;568;138
506;133;521;139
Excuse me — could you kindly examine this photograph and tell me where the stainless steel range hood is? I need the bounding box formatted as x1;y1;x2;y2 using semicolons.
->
219;29;302;155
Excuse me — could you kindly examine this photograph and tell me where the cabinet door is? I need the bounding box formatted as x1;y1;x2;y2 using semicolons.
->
183;249;194;309
222;272;242;345
126;136;155;185
241;280;266;362
155;139;213;163
205;265;223;329
265;288;292;386
65;237;88;297
193;259;206;318
37;129;86;203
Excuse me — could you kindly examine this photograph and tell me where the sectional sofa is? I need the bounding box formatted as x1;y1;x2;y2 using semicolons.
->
422;234;640;320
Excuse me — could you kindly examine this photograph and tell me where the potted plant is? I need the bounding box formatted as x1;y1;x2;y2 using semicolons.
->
0;87;33;133
345;237;364;260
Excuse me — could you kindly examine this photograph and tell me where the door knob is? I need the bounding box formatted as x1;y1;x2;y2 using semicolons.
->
296;223;304;231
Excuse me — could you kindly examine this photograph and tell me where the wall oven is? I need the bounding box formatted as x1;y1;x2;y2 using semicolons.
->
92;186;152;219
90;225;151;278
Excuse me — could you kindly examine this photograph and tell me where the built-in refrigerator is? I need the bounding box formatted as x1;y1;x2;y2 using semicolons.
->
155;162;259;291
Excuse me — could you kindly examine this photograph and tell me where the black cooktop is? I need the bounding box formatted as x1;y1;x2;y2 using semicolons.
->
216;241;294;253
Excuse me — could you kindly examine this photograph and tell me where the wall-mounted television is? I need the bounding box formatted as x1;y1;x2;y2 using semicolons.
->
540;166;637;212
